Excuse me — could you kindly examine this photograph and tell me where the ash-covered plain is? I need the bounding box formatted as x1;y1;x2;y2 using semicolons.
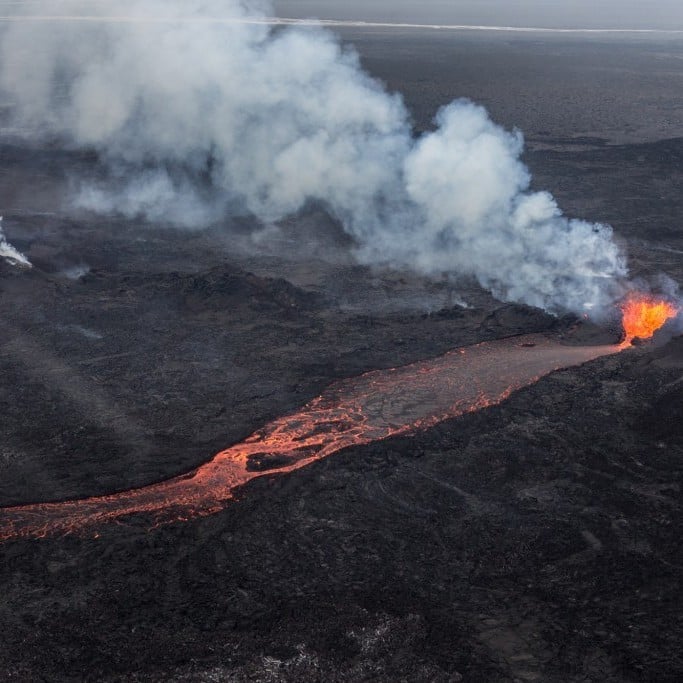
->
1;25;683;683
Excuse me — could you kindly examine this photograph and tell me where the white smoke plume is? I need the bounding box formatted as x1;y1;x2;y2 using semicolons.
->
0;217;31;267
0;0;628;315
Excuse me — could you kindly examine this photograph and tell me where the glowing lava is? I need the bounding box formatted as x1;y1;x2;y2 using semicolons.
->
620;293;678;344
0;334;623;542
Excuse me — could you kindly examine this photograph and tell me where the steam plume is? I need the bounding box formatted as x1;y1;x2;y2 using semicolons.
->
0;217;31;267
0;1;628;315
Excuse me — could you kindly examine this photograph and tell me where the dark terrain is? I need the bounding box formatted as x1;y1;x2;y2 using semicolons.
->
1;31;682;682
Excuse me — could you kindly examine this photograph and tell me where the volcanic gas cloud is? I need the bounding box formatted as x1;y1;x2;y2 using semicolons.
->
0;217;31;268
0;0;628;317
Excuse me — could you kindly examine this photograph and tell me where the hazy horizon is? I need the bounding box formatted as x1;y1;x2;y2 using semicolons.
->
273;1;683;31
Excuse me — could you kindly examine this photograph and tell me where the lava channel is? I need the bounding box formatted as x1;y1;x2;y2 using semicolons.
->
0;334;622;541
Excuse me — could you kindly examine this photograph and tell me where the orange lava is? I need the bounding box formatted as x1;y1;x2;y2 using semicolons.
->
0;335;623;542
620;293;678;343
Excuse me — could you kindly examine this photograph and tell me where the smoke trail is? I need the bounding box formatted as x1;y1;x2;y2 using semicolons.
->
0;0;628;315
0;217;31;267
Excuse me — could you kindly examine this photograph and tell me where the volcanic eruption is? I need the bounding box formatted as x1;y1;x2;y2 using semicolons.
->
620;292;679;344
0;2;680;543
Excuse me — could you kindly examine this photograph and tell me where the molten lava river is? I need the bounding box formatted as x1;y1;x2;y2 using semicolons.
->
0;333;628;542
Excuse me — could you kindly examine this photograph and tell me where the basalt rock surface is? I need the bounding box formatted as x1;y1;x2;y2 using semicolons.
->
0;234;681;681
2;31;683;683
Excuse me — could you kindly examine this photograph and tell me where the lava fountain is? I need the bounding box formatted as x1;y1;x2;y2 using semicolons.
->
620;292;679;344
0;333;627;542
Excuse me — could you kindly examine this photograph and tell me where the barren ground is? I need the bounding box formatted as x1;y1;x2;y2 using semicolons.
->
0;32;682;682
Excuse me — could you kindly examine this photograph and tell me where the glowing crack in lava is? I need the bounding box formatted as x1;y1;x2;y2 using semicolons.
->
0;334;623;541
620;293;679;344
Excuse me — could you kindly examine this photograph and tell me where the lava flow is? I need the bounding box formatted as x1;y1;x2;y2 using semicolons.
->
620;292;678;344
0;334;625;542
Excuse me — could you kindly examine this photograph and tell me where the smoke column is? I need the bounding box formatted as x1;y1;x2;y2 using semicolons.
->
0;0;628;315
0;216;31;267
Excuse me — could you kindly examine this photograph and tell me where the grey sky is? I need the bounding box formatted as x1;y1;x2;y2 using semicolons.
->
273;1;683;31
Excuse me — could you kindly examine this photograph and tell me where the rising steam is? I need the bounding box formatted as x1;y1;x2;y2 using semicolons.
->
0;0;628;315
0;216;31;267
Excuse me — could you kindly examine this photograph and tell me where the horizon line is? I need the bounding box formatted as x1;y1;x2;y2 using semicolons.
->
0;15;681;34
